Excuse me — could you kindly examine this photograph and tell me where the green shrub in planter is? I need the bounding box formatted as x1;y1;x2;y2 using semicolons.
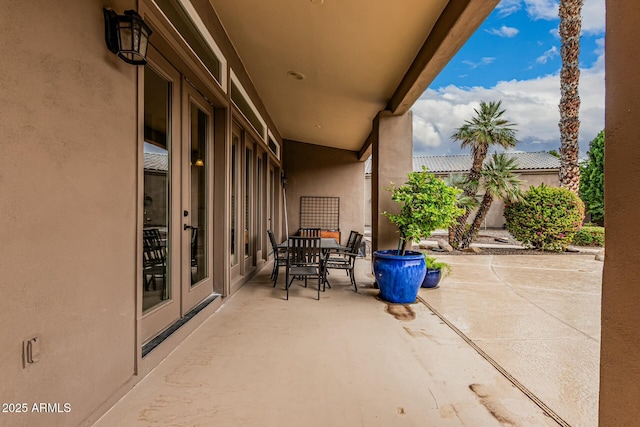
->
572;226;605;246
504;184;585;252
384;169;464;254
425;255;451;276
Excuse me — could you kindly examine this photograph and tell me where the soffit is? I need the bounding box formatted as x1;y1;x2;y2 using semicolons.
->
207;0;468;152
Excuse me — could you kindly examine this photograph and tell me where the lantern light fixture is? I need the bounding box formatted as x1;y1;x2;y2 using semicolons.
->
103;8;153;65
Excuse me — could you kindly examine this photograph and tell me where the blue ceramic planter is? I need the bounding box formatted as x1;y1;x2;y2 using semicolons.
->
373;250;426;304
421;268;442;288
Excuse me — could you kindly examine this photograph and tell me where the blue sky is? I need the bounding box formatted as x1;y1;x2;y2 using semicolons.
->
412;0;605;157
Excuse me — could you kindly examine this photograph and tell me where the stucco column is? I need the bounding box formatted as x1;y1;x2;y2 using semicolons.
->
371;110;413;253
600;2;640;425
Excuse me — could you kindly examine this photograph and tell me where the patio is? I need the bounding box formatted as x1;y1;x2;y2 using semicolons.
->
420;254;603;427
95;254;602;427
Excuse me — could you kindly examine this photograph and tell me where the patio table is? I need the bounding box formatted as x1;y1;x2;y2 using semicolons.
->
278;238;346;290
277;237;345;251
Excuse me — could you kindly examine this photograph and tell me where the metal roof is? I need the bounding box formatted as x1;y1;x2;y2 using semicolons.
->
144;152;168;172
365;152;561;175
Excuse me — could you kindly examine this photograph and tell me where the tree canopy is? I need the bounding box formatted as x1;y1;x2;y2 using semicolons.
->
579;130;604;225
384;169;463;254
449;100;518;247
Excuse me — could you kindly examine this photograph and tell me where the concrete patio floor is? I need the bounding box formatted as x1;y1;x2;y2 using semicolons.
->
95;254;602;427
420;254;603;427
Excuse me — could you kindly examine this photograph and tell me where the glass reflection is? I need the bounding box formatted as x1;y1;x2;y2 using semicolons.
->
190;104;208;286
142;66;171;311
245;147;252;258
231;134;238;266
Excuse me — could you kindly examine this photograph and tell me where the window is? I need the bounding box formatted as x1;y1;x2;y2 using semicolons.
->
154;0;224;85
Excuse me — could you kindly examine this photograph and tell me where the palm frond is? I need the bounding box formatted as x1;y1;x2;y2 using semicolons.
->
480;153;523;202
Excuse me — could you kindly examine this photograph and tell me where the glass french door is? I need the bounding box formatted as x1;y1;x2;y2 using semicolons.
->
141;47;214;344
181;84;214;312
243;143;254;270
142;49;181;341
256;151;265;262
268;164;276;238
230;126;240;279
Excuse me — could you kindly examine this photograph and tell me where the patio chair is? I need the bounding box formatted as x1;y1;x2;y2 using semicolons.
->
267;230;288;286
344;230;358;248
190;227;198;284
299;227;321;237
325;232;363;292
285;236;327;300
142;228;167;299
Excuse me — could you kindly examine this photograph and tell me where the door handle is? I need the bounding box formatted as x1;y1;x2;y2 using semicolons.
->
184;224;196;231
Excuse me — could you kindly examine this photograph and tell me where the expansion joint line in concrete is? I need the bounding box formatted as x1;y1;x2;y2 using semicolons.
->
416;295;571;427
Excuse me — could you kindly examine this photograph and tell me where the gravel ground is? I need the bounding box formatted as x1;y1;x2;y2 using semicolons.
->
426;228;603;256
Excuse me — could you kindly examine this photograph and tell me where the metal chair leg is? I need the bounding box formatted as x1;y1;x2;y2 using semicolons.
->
272;264;279;287
350;269;358;292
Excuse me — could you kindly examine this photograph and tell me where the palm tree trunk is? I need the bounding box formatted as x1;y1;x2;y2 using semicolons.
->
451;207;468;246
448;224;456;246
459;193;493;249
558;0;583;194
449;167;480;248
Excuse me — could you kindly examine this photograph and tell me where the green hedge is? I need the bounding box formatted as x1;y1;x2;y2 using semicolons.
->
504;184;585;252
572;226;605;246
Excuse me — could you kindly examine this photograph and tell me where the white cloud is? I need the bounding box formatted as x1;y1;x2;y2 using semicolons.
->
411;0;606;157
462;57;496;69
525;0;558;21
486;25;520;38
582;0;605;34
413;118;444;148
497;0;523;17
590;37;605;71
496;0;604;36
412;57;604;157
536;46;559;63
530;0;605;34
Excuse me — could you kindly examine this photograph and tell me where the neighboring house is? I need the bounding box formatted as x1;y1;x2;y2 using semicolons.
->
365;152;560;228
143;152;169;227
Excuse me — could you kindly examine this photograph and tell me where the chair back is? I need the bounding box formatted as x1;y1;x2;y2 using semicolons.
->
143;228;165;267
350;233;363;257
299;227;321;237
267;229;279;252
349;233;364;263
190;228;198;266
287;236;321;267
345;230;358;248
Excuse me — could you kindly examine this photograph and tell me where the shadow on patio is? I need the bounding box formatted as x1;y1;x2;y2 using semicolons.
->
95;255;601;426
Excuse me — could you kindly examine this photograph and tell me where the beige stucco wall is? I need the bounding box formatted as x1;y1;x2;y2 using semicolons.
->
0;1;138;426
600;2;640;425
283;141;365;244
371;111;414;251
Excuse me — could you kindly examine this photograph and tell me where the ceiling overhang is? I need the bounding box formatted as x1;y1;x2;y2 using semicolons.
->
207;0;499;155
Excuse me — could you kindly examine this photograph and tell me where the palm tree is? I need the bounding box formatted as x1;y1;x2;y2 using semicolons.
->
450;100;518;247
558;0;583;194
459;154;523;249
444;173;479;245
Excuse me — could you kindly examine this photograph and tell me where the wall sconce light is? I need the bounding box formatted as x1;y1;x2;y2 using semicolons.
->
191;151;204;167
103;8;153;65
